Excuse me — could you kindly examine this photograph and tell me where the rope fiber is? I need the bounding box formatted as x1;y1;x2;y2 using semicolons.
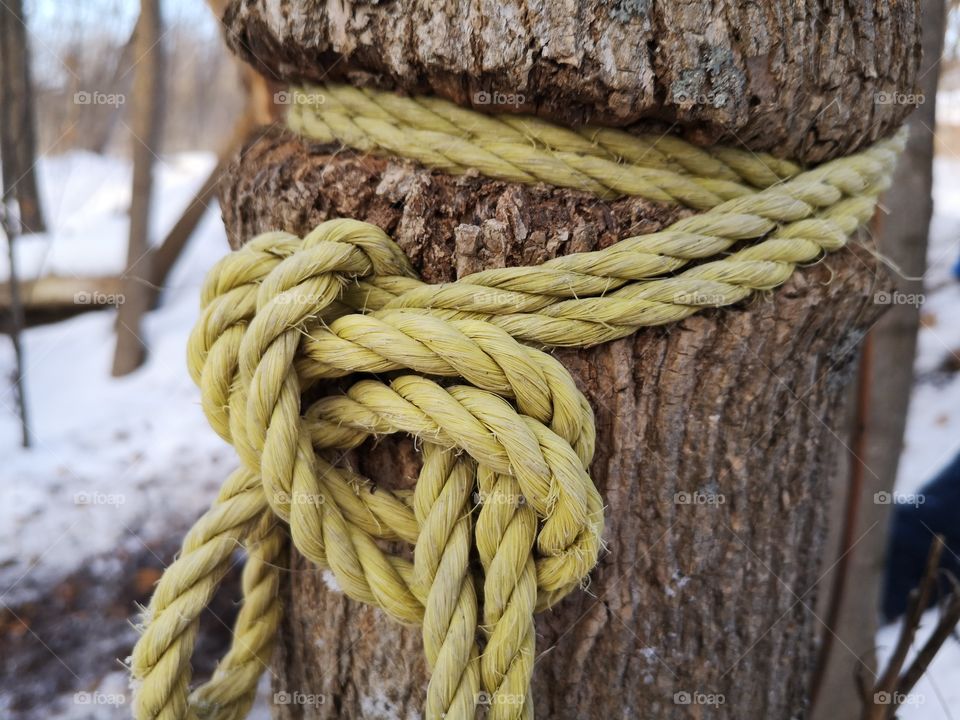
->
130;81;904;720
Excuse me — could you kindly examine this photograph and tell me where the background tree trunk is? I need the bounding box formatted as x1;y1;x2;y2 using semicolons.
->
0;0;46;235
812;1;946;716
212;1;922;717
0;0;43;447
112;0;164;377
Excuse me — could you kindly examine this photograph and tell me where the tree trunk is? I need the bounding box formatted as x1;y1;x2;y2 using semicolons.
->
112;0;164;377
0;0;46;234
812;1;946;717
211;1;922;717
0;0;40;446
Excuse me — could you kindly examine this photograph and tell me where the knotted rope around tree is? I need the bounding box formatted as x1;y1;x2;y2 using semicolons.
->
130;82;905;720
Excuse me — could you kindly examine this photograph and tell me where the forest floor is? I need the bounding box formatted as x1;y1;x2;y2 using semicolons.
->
0;150;957;719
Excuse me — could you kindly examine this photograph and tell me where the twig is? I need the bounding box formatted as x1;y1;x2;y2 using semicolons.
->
896;573;960;698
875;537;944;695
860;536;960;720
0;197;31;447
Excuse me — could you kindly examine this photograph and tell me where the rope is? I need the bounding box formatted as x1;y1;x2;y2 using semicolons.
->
130;82;905;720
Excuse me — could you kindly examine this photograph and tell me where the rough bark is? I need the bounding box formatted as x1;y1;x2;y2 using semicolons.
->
218;129;891;719
220;0;921;163
812;2;946;717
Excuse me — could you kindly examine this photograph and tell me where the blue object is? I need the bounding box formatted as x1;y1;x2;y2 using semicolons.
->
882;451;960;622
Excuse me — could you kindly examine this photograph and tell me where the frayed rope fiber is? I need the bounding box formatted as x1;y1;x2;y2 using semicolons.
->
130;82;905;720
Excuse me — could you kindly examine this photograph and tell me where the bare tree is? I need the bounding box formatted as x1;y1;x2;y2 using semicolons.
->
0;0;46;235
0;0;44;447
112;0;164;377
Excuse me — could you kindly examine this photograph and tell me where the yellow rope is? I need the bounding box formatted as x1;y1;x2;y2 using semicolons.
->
130;82;905;720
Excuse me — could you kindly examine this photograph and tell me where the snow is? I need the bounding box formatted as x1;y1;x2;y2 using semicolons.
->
939;90;960;127
0;149;957;717
0;152;217;282
0;151;232;606
0;152;272;718
894;157;960;495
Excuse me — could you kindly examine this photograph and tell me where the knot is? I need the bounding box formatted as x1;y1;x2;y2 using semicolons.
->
131;89;905;720
194;217;605;596
139;217;604;720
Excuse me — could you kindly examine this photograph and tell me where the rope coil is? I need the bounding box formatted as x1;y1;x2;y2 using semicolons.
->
130;82;904;720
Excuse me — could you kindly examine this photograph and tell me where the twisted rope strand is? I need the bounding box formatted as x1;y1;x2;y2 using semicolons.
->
414;447;482;718
131;469;265;720
288;84;800;203
189;513;287;720
132;84;904;720
475;467;538;720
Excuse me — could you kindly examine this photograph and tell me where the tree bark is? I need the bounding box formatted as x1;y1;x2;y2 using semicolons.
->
219;130;887;719
211;1;922;717
219;0;921;163
112;0;164;377
0;0;46;234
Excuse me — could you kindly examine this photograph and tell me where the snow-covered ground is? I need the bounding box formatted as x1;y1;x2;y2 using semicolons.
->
0;152;251;719
0;150;957;718
0;152;219;282
0;151;232;606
